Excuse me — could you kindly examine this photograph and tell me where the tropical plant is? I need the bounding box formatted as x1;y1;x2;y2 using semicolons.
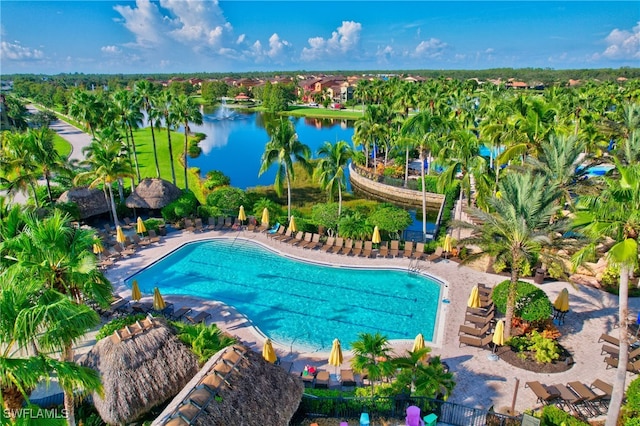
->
367;204;412;240
172;321;236;366
350;332;394;397
259;118;312;219
170;94;203;191
109;89;143;185
338;211;373;240
310;203;340;236
314;140;353;215
206;187;248;216
157;90;178;185
68;90;104;138
26;127;66;203
134;80;161;179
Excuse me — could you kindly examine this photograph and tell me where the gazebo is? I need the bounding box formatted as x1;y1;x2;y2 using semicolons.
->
81;318;199;425
57;187;110;219
125;178;182;210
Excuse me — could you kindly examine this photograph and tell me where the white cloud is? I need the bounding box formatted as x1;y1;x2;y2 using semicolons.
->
246;33;291;64
301;21;362;61
376;45;394;63
1;41;44;60
412;38;448;59
599;22;640;60
160;0;232;47
113;0;168;48
101;45;121;54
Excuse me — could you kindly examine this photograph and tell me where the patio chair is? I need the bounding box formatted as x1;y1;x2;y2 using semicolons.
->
464;310;495;326
411;242;425;260
590;379;613;406
321;237;336;252
604;356;640;373
121;217;134;229
171;307;192;321
314;370;330;388
222;217;234;230
339;239;354;255
458;323;491;337
567;381;606;416
273;228;292;242
296;232;313;248
466;303;495;316
302;233;322;249
378;241;389;257
132;233;151;247
328;237;344;254
351;240;363;256
525;381;561;405
104;224;116;235
267;225;285;239
287;231;304;246
403;241;414;257
246;217;257;232
147;229;161;243
458;334;492;349
361;241;374;258
206;217;217;230
186;311;212;324
340;369;356;387
551;384;588;418
279;230;298;244
389;240;400;257
291;232;310;247
214;216;226;230
426;247;444;262
183;218;196;232
194;218;205;232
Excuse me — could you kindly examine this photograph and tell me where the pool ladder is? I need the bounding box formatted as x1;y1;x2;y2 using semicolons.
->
408;258;425;273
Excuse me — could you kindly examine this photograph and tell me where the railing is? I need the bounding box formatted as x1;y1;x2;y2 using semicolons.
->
351;163;421;191
291;395;521;426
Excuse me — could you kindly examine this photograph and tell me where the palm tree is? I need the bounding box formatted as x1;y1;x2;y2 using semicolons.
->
68;90;104;138
170;94;203;191
26;127;65;203
337;211;373;240
457;172;566;338
314;140;353;215
391;349;455;399
158;90;178;185
571;160;640;426
75;129;134;227
135;80;161;178
109;89;143;185
259;118;312;219
0;132;41;207
350;332;393;397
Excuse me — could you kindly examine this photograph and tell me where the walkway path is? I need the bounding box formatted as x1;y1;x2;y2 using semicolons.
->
101;227;639;418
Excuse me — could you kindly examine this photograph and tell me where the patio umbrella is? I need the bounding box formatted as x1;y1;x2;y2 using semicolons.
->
153;287;166;311
467;285;481;308
261;208;269;227
136;217;146;235
443;234;453;253
553;288;569;312
262;338;277;363
93;241;103;259
131;280;142;302
288;216;297;233
116;226;126;247
372;226;381;244
411;333;425;353
238;205;247;223
492;320;505;353
328;338;343;376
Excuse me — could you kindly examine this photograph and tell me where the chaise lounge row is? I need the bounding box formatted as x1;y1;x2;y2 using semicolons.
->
526;379;613;418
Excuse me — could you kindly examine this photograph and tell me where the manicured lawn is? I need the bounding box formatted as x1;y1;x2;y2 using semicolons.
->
53;133;72;158
285;105;364;120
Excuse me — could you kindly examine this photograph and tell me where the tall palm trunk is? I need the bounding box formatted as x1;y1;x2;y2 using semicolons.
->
420;149;427;240
44;170;53;203
149;120;160;178
505;264;520;338
62;344;76;426
337;184;342;216
128;125;141;184
606;265;630;426
108;184;119;227
183;123;189;191
285;165;292;219
167;126;177;185
30;182;40;208
404;147;409;188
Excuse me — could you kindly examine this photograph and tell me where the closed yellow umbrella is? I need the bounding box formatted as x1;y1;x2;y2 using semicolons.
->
411;333;425;353
554;288;570;312
492;320;505;352
261;208;269;227
153;287;166;311
328;338;343;376
238;205;247;222
443;234;453;253
467;285;481;308
116;226;126;246
372;226;381;244
136;217;146;235
93;241;103;256
288;216;297;233
262;338;277;363
131;280;142;302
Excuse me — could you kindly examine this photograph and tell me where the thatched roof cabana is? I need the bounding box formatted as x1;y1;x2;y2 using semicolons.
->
57;187;110;219
126;178;182;209
81;317;199;425
154;344;304;426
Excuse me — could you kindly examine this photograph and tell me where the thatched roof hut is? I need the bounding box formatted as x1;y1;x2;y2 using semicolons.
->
57;187;110;219
81;317;199;425
126;178;182;209
154;345;304;426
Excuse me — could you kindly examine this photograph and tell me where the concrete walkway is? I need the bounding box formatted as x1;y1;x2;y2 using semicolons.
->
101;228;639;418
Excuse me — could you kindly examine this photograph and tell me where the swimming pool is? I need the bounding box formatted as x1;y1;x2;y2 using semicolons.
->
126;239;443;351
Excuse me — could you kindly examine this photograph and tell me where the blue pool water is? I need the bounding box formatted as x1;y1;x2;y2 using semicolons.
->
127;239;443;351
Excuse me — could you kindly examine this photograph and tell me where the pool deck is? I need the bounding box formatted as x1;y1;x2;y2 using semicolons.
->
102;226;640;416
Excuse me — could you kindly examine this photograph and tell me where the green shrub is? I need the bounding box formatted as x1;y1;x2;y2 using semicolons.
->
506;336;529;352
96;313;147;340
600;266;620;289
540;404;588;425
623;376;640;422
53;201;80;220
492;259;507;273
161;190;199;223
196;205;222;219
492;280;553;322
172;321;236;366
143;218;164;232
188;144;201;158
203;170;231;189
206;186;249;216
528;331;560;363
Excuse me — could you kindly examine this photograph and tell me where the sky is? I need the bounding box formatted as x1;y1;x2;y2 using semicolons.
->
1;1;639;75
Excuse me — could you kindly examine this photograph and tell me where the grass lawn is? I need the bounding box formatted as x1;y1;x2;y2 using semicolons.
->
285;105;364;120
53;133;72;158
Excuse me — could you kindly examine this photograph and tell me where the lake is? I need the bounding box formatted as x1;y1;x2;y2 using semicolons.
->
185;105;355;190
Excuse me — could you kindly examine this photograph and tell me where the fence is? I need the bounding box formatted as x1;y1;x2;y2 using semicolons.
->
291;395;521;426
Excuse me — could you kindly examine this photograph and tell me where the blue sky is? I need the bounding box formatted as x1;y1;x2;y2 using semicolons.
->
1;1;638;74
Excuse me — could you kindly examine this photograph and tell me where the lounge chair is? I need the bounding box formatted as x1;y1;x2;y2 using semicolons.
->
552;384;587;417
131;302;153;314
104;224;116;235
279;230;298;244
525;381;561;405
361;241;374;258
378;241;389;257
604;356;640;373
314;370;330;388
273;228;292;242
590;379;613;403
567;381;606;416
206;217;217;230
265;222;280;234
246;217;257;232
121;217;134;229
339;239;354;255
321;237;336;252
389;240;400;257
222;217;234;229
458;334;492;349
464;310;495;326
426;247;444;262
351;240;363;256
458;323;491;337
131;233;151;247
267;225;285;239
147;229;161;243
213;216;226;230
183;218;196;232
466;303;495;316
171;307;192;320
412;242;425;260
186;311;212;324
328;237;344;254
194;218;205;232
290;232;309;247
403;241;414;257
303;233;322;250
297;232;313;248
287;231;304;246
340;369;356;387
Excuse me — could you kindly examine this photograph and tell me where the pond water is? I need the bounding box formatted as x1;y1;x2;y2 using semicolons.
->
185;106;355;190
